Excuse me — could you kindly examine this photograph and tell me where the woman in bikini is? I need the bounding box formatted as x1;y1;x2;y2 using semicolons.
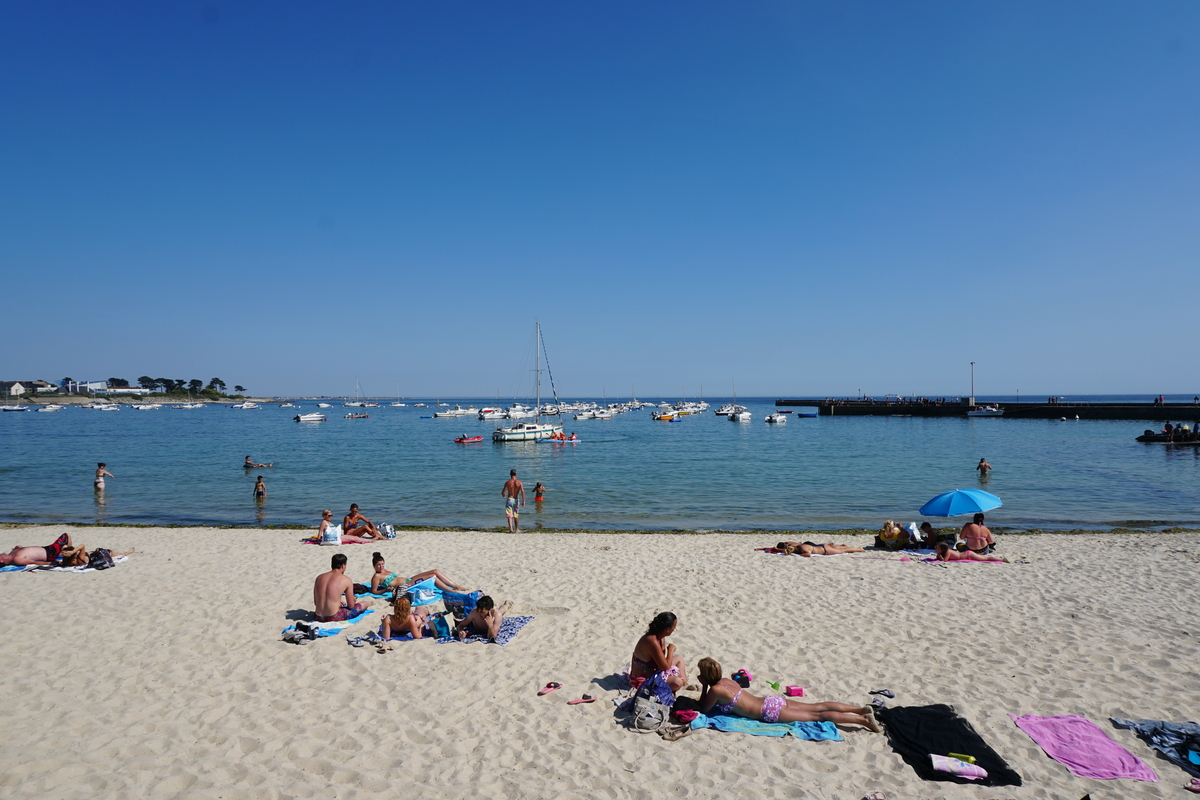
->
697;657;880;731
935;542;1008;563
382;593;433;639
94;463;113;492
775;541;867;557
368;552;471;595
630;612;688;692
958;513;995;553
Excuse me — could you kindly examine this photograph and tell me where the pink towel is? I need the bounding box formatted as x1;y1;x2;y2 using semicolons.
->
1009;714;1158;781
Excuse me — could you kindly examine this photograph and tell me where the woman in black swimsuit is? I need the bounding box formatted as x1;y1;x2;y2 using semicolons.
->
776;541;867;557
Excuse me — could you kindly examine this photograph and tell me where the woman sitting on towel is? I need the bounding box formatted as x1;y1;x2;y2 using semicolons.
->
382;593;433;639
368;552;471;594
935;542;1008;563
697;657;881;731
631;612;688;693
775;541;867;557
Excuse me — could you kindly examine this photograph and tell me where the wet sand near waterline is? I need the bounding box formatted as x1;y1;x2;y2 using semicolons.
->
1;527;1197;799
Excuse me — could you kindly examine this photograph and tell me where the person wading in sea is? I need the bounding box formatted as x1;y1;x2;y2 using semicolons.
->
501;469;525;533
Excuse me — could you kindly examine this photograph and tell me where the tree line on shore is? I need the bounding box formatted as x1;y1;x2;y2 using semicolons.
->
58;377;248;398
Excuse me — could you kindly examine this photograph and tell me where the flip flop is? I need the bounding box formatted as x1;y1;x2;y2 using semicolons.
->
870;697;888;708
869;689;895;698
537;682;562;696
567;694;595;705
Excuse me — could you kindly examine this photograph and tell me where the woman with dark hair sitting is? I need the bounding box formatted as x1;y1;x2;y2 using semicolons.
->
630;612;688;692
697;657;880;731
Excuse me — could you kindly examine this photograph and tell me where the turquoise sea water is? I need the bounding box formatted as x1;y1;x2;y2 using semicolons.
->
1;396;1198;531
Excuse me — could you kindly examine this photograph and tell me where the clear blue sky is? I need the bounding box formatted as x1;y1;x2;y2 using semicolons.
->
2;2;1196;398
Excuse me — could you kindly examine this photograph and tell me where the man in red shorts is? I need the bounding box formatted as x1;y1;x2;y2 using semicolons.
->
1;532;73;567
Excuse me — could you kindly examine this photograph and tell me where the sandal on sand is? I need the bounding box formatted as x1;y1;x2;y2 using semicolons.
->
567;695;595;705
869;689;895;698
1186;778;1200;793
870;697;888;708
862;793;888;800
660;724;692;741
538;682;562;696
347;637;365;647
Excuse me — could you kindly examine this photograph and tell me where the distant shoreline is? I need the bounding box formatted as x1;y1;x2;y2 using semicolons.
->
2;522;1197;536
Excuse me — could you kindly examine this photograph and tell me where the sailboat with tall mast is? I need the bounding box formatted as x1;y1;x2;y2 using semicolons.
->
492;322;564;442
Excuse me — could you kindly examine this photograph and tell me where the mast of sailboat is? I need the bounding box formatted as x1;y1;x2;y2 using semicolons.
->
534;321;541;423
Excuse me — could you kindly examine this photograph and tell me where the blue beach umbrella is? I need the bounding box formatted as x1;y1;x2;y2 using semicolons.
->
918;489;1002;517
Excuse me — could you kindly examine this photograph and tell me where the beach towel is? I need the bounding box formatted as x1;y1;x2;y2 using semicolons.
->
1011;714;1157;780
19;555;130;573
440;614;531;646
1111;718;1200;778
875;704;1022;786
281;609;374;638
383;614;532;646
689;713;843;741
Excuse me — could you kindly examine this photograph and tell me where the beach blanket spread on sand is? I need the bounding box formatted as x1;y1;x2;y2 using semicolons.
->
281;609;375;638
689;713;842;741
1010;714;1157;780
1111;718;1200;778
875;704;1022;786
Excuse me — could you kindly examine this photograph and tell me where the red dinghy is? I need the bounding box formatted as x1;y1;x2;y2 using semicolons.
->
454;436;484;443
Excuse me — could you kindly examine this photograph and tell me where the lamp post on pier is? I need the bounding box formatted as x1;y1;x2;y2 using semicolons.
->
969;362;975;408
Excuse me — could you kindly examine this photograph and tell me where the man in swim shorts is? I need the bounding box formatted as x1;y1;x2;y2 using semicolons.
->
1;533;73;567
501;469;524;533
313;553;368;622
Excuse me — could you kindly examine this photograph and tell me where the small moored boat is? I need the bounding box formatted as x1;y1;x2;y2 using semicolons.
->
295;413;327;422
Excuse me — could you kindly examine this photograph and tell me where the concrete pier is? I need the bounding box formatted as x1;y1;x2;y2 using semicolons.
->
775;398;1200;421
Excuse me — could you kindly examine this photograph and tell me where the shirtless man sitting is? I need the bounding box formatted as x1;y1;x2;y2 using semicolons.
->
244;455;273;468
1;533;73;567
343;504;382;541
455;595;510;641
958;513;996;553
313;553;369;622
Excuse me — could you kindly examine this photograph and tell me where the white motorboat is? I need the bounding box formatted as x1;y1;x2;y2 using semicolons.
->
230;402;259;409
967;405;1004;417
280;403;297;408
592;408;616;419
504;403;535;419
317;403;332;408
294;412;327;422
35;404;64;412
715;403;737;416
132;404;162;411
390;402;406;407
765;413;787;424
413;403;427;408
434;404;477;418
477;407;505;420
494;323;564;442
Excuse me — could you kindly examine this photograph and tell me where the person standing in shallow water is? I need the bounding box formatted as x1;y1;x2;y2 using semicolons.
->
502;469;524;532
94;463;113;492
976;458;992;478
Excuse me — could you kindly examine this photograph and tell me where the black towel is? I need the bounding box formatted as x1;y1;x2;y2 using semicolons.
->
875;703;1022;786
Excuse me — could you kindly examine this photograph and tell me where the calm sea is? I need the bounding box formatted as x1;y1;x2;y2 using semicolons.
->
1;396;1198;532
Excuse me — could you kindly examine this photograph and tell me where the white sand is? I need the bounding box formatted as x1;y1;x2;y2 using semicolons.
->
1;527;1197;799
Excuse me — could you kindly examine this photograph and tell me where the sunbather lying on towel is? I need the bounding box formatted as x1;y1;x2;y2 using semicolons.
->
697;657;880;731
631;612;689;692
368;551;470;594
382;593;432;639
935;543;1008;563
776;541;867;557
455;595;510;641
60;545;136;567
1;533;74;566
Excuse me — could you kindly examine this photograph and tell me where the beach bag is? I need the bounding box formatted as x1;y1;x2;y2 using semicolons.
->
378;523;396;539
319;524;342;546
442;590;482;619
429;613;454;639
87;548;115;570
632;694;672;733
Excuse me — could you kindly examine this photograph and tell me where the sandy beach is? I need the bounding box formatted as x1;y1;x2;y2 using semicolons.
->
1;527;1197;799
